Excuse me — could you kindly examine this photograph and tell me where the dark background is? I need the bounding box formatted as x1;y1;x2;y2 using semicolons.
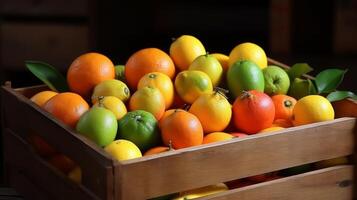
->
0;0;356;186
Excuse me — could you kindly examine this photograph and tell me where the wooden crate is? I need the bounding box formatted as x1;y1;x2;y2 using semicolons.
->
1;59;357;200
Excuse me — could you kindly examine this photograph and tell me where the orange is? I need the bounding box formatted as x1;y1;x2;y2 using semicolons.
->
202;132;234;144
129;86;165;120
30;91;58;107
161;110;203;149
43;92;89;128
67;52;115;98
125;48;175;89
159;109;184;127
144;145;173;156
272;119;293;128
272;95;297;120
189;91;232;133
259;126;284;133
48;154;76;174
138;72;174;108
28;134;57;157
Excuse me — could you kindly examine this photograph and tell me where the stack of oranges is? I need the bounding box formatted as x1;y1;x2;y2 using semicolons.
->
28;35;336;184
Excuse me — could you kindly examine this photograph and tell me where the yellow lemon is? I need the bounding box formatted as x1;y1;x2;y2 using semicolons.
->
138;72;174;108
229;42;267;69
259;126;285;133
94;96;127;120
173;183;228;200
189;91;232;133
91;79;130;104
30;91;58;107
174;70;213;104
189;54;223;87
68;166;81;184
170;35;206;71
104;139;142;161
211;53;229;73
292;95;334;126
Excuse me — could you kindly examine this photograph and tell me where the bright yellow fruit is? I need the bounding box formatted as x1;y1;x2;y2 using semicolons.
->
189;54;223;87
137;72;174;108
211;53;229;73
173;183;228;200
104;139;142;161
170;35;206;71
229;42;267;69
189;92;232;133
292;95;334;126
94;96;127;120
174;70;213;104
91;79;130;104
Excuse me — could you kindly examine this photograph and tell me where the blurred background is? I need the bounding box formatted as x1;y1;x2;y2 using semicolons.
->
0;0;356;90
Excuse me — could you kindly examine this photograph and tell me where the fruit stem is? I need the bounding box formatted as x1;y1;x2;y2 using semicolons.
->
168;140;173;151
98;96;105;107
284;100;293;108
149;73;156;79
240;90;252;99
134;115;142;121
182;104;191;111
214;87;229;99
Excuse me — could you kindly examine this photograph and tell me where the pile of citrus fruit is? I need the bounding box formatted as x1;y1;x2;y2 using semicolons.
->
28;35;337;195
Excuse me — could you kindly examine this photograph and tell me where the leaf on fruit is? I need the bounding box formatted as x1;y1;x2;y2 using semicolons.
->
287;63;313;80
25;60;69;92
314;69;347;94
326;90;357;102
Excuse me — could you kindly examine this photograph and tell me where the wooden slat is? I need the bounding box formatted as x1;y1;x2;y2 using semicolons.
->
0;85;115;200
117;118;355;199
3;128;99;200
203;165;353;200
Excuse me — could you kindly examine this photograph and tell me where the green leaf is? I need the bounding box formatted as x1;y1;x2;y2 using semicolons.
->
326;90;357;102
25;60;69;92
314;69;347;94
287;63;313;80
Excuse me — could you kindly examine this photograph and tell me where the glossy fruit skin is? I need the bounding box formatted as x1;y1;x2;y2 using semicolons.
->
76;106;118;147
174;70;213;104
202;132;234;144
93;96;127;120
125;48;175;89
263;65;290;95
30;91;58;107
189;92;232;133
169;35;206;71
272;95;297;121
227;60;264;99
292;95;334;126
117;110;160;152
67;52;115;98
173;183;228;200
210;53;229;73
129;86;166;120
91;79;130;103
228;42;267;69
104;139;142;161
144;146;172;156
232;90;275;134
161;110;203;149
138;72;174;108
44;92;89;128
188;54;223;87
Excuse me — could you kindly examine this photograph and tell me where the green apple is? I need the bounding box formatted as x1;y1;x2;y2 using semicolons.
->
76;106;118;147
288;78;317;100
227;60;264;99
188;54;223;87
263;65;290;95
114;65;126;82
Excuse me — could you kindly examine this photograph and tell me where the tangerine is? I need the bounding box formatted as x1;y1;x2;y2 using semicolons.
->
67;52;115;98
30;91;58;107
161;110;203;149
43;92;89;128
125;48;175;89
202;132;234;144
271;94;297;120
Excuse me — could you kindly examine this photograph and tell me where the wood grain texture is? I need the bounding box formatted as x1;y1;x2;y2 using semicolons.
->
203;165;353;200
1;85;115;199
117;118;355;199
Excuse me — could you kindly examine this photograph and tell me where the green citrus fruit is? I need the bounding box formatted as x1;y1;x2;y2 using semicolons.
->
189;54;223;87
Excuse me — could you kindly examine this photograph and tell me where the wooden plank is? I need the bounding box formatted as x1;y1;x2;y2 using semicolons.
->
3;128;99;200
203;165;353;200
117;118;355;199
0;86;115;200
